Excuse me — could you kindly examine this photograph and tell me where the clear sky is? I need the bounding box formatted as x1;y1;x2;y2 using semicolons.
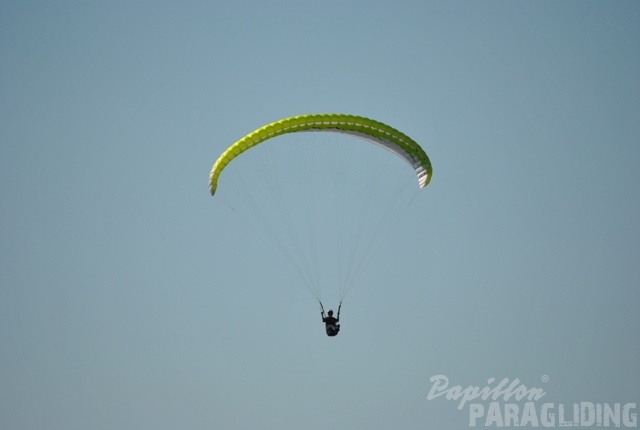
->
1;1;639;429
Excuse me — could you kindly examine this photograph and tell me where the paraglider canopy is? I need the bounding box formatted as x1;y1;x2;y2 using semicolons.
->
209;113;432;196
209;113;432;307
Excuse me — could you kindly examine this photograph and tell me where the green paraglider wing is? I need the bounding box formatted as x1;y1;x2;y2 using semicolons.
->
209;113;432;195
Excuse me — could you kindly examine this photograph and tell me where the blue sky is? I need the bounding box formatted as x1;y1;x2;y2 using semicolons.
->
1;1;639;429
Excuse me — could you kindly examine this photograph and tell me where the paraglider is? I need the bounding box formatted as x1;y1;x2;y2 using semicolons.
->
209;114;432;335
320;301;341;337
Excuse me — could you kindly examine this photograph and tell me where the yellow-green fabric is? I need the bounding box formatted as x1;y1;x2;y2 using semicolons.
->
209;113;432;195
